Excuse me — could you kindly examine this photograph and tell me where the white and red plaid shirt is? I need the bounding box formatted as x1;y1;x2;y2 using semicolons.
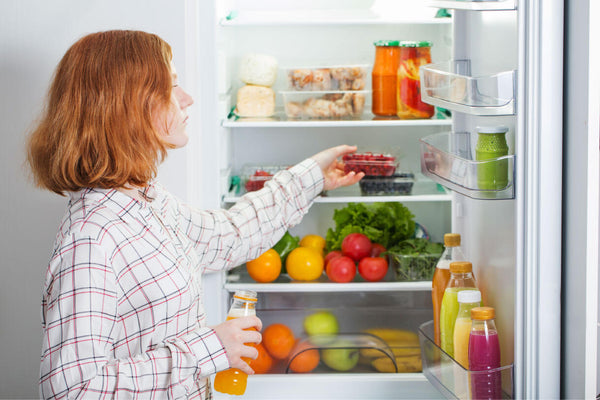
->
40;158;323;399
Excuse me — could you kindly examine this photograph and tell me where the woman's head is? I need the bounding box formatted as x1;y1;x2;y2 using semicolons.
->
27;30;189;195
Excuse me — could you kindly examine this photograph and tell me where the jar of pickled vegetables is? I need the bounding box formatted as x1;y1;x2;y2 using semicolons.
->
397;41;434;119
372;40;401;116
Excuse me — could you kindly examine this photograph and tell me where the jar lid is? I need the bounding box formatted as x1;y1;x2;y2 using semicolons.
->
233;289;258;302
471;306;495;320
457;290;481;304
444;233;461;247
477;126;509;134
399;40;433;48
374;40;400;47
450;261;472;273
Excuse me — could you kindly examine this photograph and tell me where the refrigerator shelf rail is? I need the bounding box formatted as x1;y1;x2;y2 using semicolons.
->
424;0;516;11
420;60;516;116
419;131;515;200
418;320;514;399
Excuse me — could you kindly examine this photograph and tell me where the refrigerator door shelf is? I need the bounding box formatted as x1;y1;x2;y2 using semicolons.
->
418;320;515;399
419;131;515;200
420;60;516;116
424;0;516;11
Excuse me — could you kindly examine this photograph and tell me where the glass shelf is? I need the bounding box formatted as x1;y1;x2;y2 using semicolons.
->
222;113;452;128
424;0;516;11
420;60;516;116
418;321;514;399
419;132;515;200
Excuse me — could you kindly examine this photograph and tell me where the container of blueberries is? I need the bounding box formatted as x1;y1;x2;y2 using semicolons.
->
359;172;415;196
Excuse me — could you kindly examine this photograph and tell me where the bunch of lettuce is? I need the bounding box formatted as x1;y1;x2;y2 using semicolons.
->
325;202;416;251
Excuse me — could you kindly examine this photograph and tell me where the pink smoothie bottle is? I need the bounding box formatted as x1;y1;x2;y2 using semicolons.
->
468;307;502;400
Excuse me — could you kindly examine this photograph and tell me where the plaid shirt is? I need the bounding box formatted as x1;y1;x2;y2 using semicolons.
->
40;158;323;399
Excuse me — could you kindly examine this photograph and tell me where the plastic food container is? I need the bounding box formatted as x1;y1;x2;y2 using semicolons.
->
387;251;440;281
342;152;397;176
285;65;369;91
359;172;414;195
241;165;289;192
281;90;368;120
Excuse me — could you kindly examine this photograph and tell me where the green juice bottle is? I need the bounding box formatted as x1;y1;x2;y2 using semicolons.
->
475;126;509;190
439;261;478;357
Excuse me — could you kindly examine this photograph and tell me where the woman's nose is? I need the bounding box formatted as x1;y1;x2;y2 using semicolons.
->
175;87;194;109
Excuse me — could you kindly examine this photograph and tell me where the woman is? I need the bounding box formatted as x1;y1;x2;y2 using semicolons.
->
27;30;363;399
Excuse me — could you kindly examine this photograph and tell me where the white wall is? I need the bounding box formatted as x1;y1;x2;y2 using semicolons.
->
0;1;192;397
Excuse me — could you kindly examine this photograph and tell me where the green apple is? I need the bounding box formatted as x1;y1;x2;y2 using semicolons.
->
322;341;360;372
303;311;339;336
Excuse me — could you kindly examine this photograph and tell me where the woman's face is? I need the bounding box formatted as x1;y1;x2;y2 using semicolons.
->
156;61;194;148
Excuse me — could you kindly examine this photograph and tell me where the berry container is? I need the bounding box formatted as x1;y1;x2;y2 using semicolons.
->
359;173;415;195
343;152;398;177
241;165;289;192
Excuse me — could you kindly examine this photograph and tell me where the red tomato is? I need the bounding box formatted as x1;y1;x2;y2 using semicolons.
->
370;243;386;258
358;257;388;282
341;233;372;262
326;256;357;283
324;250;343;266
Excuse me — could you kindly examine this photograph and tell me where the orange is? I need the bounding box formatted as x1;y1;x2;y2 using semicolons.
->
248;342;274;374
288;340;320;373
246;249;282;283
286;247;324;281
299;234;326;255
262;323;295;360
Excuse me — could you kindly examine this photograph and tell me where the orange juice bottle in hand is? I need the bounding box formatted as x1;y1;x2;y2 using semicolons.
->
213;290;258;396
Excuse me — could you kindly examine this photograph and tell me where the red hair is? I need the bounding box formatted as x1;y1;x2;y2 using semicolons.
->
26;30;174;195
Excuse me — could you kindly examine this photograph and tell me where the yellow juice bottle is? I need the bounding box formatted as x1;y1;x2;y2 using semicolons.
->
453;290;482;368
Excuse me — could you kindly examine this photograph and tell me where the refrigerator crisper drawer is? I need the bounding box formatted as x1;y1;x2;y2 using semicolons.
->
418;321;514;399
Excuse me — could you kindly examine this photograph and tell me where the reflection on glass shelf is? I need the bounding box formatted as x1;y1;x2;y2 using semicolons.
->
225;266;432;293
418;321;514;399
224;174;452;204
222;112;452;128
420;60;516;116
424;0;516;11
419;132;515;200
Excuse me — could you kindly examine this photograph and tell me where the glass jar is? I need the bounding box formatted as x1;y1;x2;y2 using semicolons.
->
397;41;434;119
372;40;401;116
475;126;510;190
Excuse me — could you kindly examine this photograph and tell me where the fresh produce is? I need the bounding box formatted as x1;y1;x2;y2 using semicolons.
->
263;323;295;360
248;342;274;374
272;231;300;267
359;173;415;196
322;341;360;372
360;328;421;372
303;311;339;336
299;234;326;255
245;169;273;192
286;247;324;281
288;340;320;373
357;257;388;282
387;238;444;281
326;255;356;283
341;232;372;261
371;355;422;373
324;250;343;266
246;249;281;283
325;202;415;252
370;243;387;257
363;328;419;344
342;152;397;176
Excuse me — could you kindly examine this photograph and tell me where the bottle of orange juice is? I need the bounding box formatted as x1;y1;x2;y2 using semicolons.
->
213;290;258;396
432;233;466;346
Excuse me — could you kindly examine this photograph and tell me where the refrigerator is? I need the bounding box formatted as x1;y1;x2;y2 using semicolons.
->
180;0;599;398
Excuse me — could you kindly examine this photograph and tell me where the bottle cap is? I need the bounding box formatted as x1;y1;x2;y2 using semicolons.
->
444;233;461;247
399;40;433;48
477;126;509;134
449;261;472;273
233;289;257;302
457;290;481;304
374;40;400;47
471;306;495;320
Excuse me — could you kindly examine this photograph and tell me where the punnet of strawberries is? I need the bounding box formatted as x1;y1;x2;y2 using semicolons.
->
245;170;273;192
342;152;397;176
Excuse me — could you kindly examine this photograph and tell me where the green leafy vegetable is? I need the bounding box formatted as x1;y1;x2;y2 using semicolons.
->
387;238;444;281
325;202;416;251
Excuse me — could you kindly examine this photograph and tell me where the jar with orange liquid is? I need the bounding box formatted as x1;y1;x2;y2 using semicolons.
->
397;41;434;119
213;289;258;396
372;40;401;116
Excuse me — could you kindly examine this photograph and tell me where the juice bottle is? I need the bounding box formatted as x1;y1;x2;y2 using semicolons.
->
469;307;502;400
372;40;401;116
213;290;258;396
453;290;482;369
439;261;477;357
475;126;510;190
432;233;466;346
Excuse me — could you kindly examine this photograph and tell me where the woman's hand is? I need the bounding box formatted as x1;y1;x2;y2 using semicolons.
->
311;145;365;191
211;316;263;374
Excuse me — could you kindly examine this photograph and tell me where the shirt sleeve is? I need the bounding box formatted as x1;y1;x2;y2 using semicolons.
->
176;157;324;272
39;234;230;399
